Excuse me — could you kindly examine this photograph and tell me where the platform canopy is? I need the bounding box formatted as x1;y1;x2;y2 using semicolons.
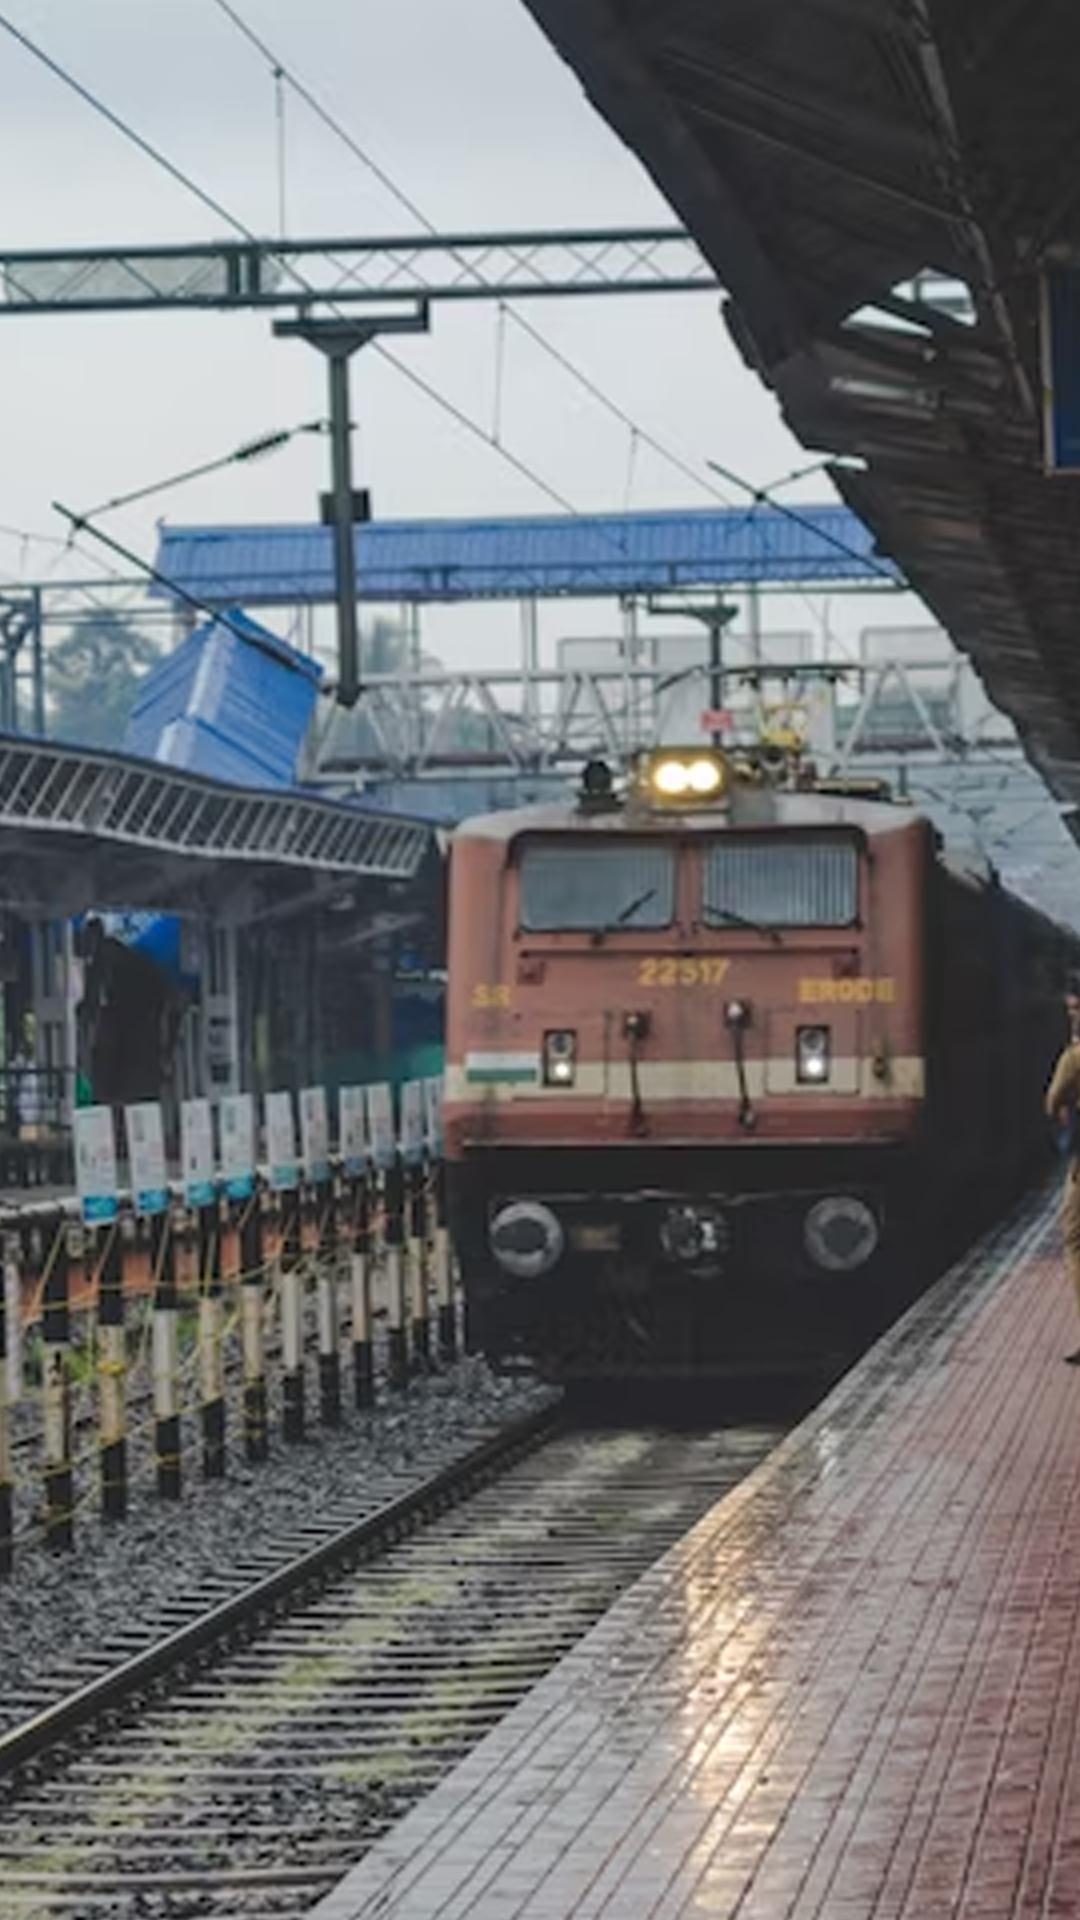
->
521;0;1080;813
0;732;430;919
154;504;900;606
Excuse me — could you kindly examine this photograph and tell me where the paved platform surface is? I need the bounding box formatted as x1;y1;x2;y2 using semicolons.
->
309;1184;1080;1919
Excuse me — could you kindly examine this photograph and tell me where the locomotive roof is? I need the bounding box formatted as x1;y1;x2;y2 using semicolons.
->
455;790;921;844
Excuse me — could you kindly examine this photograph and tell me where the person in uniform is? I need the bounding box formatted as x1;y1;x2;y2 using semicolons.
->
1045;975;1080;1363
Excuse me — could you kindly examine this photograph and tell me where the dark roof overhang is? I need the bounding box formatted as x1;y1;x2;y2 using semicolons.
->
523;0;1080;803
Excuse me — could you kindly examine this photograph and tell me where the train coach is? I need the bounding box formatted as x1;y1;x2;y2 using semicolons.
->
444;745;1078;1380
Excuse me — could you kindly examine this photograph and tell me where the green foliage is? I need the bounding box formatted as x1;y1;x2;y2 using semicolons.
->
48;611;164;749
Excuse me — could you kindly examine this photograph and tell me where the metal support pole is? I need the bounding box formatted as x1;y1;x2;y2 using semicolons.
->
319;1179;342;1427
432;1161;455;1361
709;617;724;749
327;351;361;709
384;1159;408;1392
282;1191;306;1444
154;1205;183;1500
273;306;430;708
747;579;762;668
351;1175;374;1409
43;1223;74;1551
31;587;45;737
407;1163;430;1372
200;1200;227;1479
0;1230;15;1575
99;1214;130;1521
242;1196;269;1463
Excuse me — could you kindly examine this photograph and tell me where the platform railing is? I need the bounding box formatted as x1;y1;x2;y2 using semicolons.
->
0;1080;454;1577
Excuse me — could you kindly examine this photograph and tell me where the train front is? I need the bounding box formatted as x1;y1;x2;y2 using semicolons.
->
445;749;929;1379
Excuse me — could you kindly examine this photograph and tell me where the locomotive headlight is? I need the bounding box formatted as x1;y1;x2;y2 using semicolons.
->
796;1025;831;1084
687;757;724;795
543;1029;577;1086
653;759;692;797
646;750;726;804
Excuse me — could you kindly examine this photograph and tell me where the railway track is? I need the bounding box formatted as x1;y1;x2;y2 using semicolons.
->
0;1407;783;1919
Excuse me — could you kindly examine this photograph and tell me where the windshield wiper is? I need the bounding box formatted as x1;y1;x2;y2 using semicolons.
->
701;902;783;946
613;886;657;927
592;887;658;940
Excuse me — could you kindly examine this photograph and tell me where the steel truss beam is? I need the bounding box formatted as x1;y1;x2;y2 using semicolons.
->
0;228;718;317
0;736;428;880
313;652;1020;783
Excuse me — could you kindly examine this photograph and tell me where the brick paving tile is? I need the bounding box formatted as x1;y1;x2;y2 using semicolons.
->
308;1191;1080;1920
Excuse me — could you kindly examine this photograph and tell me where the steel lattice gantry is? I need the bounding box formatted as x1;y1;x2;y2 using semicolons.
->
0;227;717;315
0;734;430;917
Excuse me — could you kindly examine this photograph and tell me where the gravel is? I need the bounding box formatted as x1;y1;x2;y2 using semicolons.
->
0;1354;554;1734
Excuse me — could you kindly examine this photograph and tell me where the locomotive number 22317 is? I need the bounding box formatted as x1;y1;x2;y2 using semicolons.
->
638;957;730;987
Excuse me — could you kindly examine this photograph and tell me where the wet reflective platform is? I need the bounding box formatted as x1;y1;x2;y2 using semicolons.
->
311;1186;1079;1919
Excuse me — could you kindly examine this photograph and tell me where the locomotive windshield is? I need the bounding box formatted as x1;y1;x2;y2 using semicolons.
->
519;841;674;931
703;836;859;927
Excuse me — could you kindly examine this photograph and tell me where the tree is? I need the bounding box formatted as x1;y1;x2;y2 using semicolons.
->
48;612;165;749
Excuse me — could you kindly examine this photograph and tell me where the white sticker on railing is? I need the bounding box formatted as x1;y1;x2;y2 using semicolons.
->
127;1103;169;1217
265;1090;299;1192
300;1085;330;1183
181;1098;215;1208
220;1093;255;1201
339;1085;368;1176
424;1076;444;1157
366;1084;396;1171
74;1105;119;1225
400;1080;426;1166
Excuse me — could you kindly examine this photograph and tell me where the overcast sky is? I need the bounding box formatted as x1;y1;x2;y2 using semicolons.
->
0;0;832;640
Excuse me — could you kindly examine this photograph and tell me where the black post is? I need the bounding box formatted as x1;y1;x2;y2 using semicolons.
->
384;1158;408;1392
201;1200;227;1479
327;350;362;708
408;1162;431;1372
43;1221;74;1551
153;1206;182;1500
433;1160;456;1359
242;1194;268;1464
0;1229;15;1576
98;1212;130;1521
272;309;430;706
281;1191;305;1445
351;1175;374;1409
319;1178;342;1427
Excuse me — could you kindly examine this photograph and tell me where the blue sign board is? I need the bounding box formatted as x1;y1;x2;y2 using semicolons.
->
1042;269;1080;471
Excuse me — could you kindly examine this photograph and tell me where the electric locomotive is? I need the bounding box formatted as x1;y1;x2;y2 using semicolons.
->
444;744;1076;1379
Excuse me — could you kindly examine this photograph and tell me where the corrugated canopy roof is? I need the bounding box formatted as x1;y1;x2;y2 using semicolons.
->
154;505;900;605
521;0;1080;816
125;607;322;789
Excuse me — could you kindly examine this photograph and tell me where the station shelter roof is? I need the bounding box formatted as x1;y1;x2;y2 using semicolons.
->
519;0;1080;821
154;505;899;606
125;606;322;791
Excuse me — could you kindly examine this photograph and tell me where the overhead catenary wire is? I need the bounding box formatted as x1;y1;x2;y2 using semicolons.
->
206;0;741;513
0;5;907;671
204;1;890;659
706;456;904;587
0;7;626;560
79;420;328;522
50;503;305;668
203;0;900;644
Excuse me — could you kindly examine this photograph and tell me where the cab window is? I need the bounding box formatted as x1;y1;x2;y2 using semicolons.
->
519;841;674;932
703;836;859;927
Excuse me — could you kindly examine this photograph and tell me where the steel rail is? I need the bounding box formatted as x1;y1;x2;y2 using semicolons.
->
0;1398;562;1779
